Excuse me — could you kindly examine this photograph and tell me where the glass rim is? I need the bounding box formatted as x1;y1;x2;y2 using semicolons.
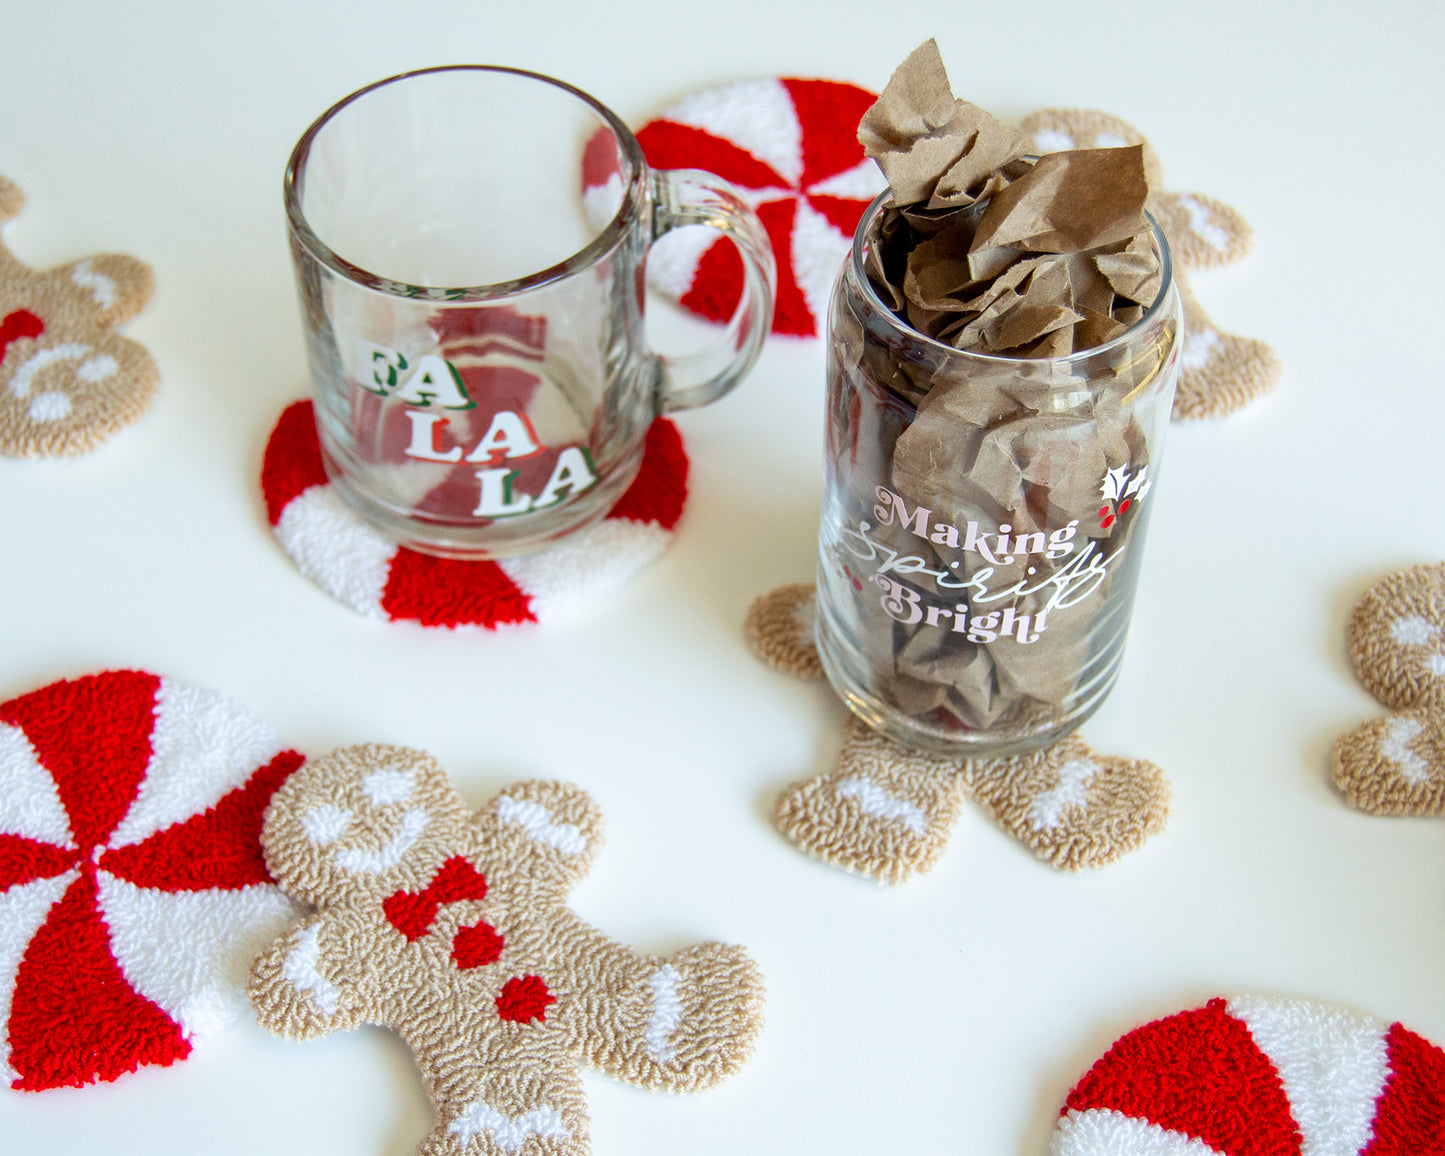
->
848;187;1177;365
283;64;648;301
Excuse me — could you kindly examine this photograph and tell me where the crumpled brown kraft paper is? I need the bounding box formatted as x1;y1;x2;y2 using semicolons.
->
821;41;1177;743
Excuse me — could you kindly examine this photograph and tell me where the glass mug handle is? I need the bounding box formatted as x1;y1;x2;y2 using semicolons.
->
649;169;777;412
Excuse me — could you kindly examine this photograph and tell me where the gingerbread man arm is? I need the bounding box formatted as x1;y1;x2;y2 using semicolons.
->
42;254;154;329
248;912;375;1040
550;912;765;1094
468;779;605;904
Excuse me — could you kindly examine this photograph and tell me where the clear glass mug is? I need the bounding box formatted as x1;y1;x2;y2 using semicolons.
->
285;66;775;559
815;193;1183;756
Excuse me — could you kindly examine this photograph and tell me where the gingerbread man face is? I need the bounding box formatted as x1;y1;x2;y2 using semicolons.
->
0;175;158;456
249;744;764;1156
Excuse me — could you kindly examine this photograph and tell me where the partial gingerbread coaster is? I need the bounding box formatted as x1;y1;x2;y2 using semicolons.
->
249;744;765;1156
1346;562;1445;714
750;584;1172;881
0;176;158;456
262;400;688;629
1019;109;1280;422
1332;708;1445;817
1051;994;1445;1153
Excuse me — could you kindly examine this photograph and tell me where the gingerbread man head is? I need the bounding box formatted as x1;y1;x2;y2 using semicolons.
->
0;175;158;456
249;744;764;1155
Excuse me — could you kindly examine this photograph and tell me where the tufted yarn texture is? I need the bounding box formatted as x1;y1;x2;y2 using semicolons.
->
1050;995;1445;1154
249;744;765;1156
746;584;1170;881
1333;563;1445;816
0;176;158;456
0;670;302;1090
261;400;688;630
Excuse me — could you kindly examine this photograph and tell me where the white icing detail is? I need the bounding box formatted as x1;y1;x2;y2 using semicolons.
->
283;924;340;1016
26;391;71;422
8;342;89;398
110;679;285;848
499;518;670;623
1380;715;1431;785
1430;653;1445;677
275;484;395;619
448;1101;570;1153
1227;994;1390;1156
1093;131;1130;148
790;590;817;647
1390;614;1438;647
71;259;117;308
836;776;927;836
1181;327;1220;370
496;796;585;856
664;78;802;186
301;805;353;845
791;197;850;338
644;964;684;1063
97;873;300;1037
0;873;77;1082
1177;194;1233;253
362;767;415;806
1030;129;1075;154
76;354;117;382
332;807;429;873
1027;758;1098;832
1050;1108;1224;1155
0;721;75;847
805;158;887;201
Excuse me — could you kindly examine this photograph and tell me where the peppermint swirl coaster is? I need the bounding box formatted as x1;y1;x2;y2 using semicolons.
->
1333;563;1445;816
249;743;765;1156
585;77;884;339
1051;995;1445;1153
745;584;1170;881
261;400;688;629
0;670;302;1090
0;176;158;457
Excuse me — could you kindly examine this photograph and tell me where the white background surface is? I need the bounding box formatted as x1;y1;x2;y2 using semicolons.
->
2;2;1443;1152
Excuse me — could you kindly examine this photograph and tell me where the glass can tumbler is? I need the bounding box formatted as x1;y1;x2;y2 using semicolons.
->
815;193;1184;756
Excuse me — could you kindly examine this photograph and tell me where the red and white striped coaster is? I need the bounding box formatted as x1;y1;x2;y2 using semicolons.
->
1051;995;1445;1154
587;77;884;339
261;400;688;629
0;670;303;1090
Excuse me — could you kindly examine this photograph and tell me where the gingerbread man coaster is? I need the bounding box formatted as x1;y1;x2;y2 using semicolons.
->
1332;563;1445;816
1019;110;1280;422
1050;995;1445;1153
746;585;1170;881
0;176;158;456
248;744;765;1155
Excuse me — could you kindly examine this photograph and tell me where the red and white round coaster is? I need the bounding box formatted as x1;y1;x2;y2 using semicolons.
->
589;77;883;338
1051;995;1445;1154
261;401;688;629
0;670;303;1090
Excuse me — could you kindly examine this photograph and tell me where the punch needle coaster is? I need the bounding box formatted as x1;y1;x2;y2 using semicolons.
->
1050;995;1445;1153
584;77;885;339
745;585;1170;882
249;744;765;1155
1020;109;1281;421
0;176;159;456
261;400;688;629
0;670;302;1090
1332;562;1445;816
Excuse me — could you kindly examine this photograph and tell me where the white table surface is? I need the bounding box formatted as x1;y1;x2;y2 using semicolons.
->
2;2;1443;1152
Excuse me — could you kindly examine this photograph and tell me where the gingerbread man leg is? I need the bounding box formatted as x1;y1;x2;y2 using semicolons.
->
547;915;765;1094
418;1030;589;1156
1333;710;1445;817
960;735;1171;871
